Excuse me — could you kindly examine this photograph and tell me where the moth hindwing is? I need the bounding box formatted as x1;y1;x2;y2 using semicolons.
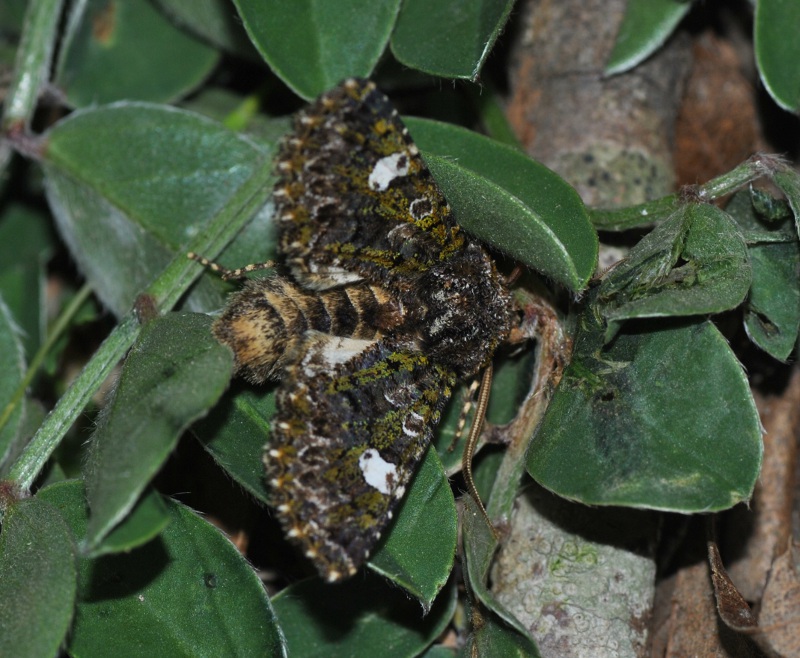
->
212;78;512;581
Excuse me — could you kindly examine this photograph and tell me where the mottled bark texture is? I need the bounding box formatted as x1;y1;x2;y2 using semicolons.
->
506;0;690;208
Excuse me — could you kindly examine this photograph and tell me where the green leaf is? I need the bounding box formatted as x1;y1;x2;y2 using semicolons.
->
486;349;537;426
419;647;456;658
750;187;792;222
194;385;275;505
56;0;219;106
0;204;53;360
6;402;45;481
369;448;457;609
83;313;233;550
464;595;542;658
153;0;256;57
272;572;456;658
773;168;800;237
473;448;504;504
0;496;77;658
90;487;171;557
725;189;796;244
0;295;27;470
42;102;272;316
406;118;598;291
232;0;401;100
460;497;541;656
37;480;285;657
0;0;26;31
744;241;800;361
599;204;751;339
183;89;294;144
605;0;691;75
528;319;762;512
391;0;515;80
755;0;800;113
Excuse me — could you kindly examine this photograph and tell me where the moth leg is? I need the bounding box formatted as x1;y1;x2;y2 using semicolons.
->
462;365;498;537
447;378;480;453
187;252;276;280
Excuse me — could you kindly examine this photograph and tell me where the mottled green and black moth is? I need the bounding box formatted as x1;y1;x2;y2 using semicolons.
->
212;79;511;582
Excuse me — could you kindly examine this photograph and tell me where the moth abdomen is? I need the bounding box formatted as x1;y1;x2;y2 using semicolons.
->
213;276;398;384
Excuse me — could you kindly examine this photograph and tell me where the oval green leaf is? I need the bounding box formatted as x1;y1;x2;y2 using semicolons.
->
0;294;26;470
37;480;285;657
605;0;691;75
772;169;800;234
744;241;800;361
83;313;233;550
420;647;457;658
89;487;171;557
153;0;256;57
599;204;752;338
42;102;271;316
528;319;763;512
465;599;542;658
391;0;515;80
56;0;219;106
461;496;540;654
724;188;796;245
755;0;800;113
368;448;457;609
272;572;456;658
193;385;276;505
406;118;597;291
0;204;53;361
0;496;77;658
232;0;401;100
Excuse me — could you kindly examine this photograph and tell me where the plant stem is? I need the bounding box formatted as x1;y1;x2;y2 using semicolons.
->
487;293;569;523
1;0;64;131
589;154;788;231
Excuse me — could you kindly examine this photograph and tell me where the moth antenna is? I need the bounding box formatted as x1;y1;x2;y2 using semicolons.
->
447;378;480;452
462;365;497;536
187;252;276;280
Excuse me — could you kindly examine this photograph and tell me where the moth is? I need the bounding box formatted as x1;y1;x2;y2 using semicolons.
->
211;79;512;582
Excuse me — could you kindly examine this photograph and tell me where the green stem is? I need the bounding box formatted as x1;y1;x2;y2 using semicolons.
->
6;156;275;492
1;0;64;131
589;154;785;231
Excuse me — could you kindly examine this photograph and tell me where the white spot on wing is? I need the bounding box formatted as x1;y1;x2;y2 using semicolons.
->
299;334;376;377
291;262;363;289
313;336;374;364
359;448;397;495
368;152;409;191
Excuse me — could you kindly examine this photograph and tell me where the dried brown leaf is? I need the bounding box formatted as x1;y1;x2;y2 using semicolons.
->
708;541;758;632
